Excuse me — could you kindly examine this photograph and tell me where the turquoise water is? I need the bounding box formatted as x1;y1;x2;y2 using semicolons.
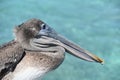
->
0;0;120;80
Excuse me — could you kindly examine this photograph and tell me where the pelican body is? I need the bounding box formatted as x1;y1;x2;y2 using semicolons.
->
0;19;103;80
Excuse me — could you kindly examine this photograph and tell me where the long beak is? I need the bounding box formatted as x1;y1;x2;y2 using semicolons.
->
50;34;103;64
34;34;103;64
35;25;103;64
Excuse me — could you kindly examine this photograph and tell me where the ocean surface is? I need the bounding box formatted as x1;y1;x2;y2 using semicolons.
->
0;0;120;80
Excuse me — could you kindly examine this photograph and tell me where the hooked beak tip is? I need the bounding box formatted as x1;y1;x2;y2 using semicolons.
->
99;59;104;65
91;54;104;64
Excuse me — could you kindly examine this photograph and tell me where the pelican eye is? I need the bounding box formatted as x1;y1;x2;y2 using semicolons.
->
41;24;46;29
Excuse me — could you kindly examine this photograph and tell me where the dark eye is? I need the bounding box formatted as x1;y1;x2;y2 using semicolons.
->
41;24;46;29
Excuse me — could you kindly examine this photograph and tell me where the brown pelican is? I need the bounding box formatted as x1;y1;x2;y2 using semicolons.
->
0;19;103;80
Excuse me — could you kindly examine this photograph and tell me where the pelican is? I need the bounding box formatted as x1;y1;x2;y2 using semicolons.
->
0;19;103;80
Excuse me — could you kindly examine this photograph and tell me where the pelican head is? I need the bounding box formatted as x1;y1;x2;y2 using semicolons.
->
14;18;103;64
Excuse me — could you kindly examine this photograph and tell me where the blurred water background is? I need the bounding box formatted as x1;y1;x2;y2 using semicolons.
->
0;0;120;80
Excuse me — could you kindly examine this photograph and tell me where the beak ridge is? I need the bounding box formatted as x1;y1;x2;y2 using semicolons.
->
36;26;104;64
49;35;104;64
